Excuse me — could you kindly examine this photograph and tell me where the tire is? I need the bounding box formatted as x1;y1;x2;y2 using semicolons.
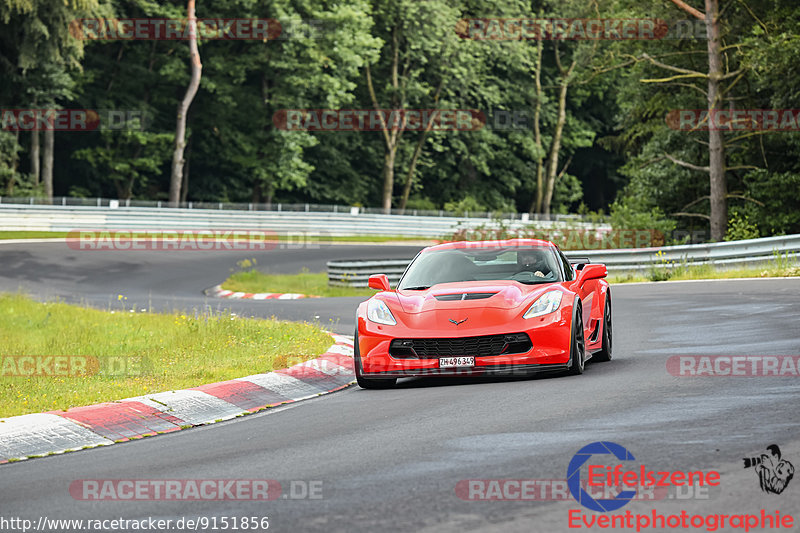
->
566;303;585;376
593;291;613;363
354;329;396;389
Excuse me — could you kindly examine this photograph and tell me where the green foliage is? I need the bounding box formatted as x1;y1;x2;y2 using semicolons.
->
725;210;760;241
0;0;797;240
443;195;486;216
609;196;676;242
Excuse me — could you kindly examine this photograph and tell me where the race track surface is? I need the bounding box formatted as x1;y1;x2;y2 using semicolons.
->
1;242;799;532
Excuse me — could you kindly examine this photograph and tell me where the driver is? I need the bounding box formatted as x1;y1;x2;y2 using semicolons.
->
517;249;549;278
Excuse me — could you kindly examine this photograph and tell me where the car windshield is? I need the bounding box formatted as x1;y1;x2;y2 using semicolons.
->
398;245;563;290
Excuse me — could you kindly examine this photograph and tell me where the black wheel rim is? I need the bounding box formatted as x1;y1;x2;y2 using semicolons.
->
605;299;612;352
574;314;585;369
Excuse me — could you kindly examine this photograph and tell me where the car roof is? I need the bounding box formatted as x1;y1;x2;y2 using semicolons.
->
423;238;556;253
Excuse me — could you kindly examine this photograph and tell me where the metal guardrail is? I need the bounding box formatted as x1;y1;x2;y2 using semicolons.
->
0;203;603;238
328;259;413;286
326;234;800;286
0;196;593;222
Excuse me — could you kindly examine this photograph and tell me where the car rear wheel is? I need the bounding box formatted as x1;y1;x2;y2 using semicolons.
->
354;330;396;389
566;304;585;376
593;292;613;362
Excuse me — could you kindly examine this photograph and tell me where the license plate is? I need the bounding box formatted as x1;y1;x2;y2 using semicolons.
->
439;356;475;368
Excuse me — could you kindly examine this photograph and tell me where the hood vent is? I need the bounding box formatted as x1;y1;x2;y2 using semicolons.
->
434;292;497;301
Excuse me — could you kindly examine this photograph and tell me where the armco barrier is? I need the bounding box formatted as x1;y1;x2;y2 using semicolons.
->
0;203;603;238
328;259;413;287
326;234;800;286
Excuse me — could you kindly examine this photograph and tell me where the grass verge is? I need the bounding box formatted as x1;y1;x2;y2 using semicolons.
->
0;231;71;240
223;269;376;298
0;293;332;418
609;253;799;284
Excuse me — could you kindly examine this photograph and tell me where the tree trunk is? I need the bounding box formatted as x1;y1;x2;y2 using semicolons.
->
705;0;727;241
366;26;404;213
180;138;191;204
382;148;397;212
399;80;444;212
30;130;40;185
6;130;20;195
530;38;544;213
42;127;54;203
169;0;202;206
542;75;570;215
398;134;425;212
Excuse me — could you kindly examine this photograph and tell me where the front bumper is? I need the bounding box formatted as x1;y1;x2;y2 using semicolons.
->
357;309;572;378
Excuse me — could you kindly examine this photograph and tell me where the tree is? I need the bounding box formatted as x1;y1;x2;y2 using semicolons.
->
0;0;104;200
636;0;733;240
168;0;202;206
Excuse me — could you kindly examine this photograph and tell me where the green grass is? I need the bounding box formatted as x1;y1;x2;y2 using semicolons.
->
223;270;376;297
0;231;70;239
0;293;332;417
608;261;800;284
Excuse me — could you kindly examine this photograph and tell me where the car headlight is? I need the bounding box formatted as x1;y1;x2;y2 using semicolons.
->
523;291;563;319
367;299;397;325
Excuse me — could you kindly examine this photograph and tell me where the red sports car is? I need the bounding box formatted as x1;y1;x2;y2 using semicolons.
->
354;239;612;389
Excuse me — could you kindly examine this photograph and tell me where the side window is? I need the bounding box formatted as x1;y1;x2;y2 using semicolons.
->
558;249;574;281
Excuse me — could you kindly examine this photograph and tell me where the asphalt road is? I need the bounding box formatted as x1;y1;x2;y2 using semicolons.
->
1;242;799;532
0;241;423;334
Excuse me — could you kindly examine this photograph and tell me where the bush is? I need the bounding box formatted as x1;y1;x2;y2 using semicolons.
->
610;196;677;243
725;210;760;241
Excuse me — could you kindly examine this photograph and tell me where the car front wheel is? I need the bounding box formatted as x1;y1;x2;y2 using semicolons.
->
566;304;585;376
354;329;396;389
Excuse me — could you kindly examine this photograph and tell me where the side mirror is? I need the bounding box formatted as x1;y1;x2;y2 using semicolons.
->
368;274;392;291
576;264;607;284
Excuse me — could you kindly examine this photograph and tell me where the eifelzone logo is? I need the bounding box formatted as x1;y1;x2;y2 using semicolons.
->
743;445;795;494
567;441;637;512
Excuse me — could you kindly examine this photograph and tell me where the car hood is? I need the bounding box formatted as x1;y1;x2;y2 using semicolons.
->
393;280;557;315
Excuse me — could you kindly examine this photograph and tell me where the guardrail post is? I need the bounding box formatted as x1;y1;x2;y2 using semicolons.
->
158;201;162;208
278;203;282;212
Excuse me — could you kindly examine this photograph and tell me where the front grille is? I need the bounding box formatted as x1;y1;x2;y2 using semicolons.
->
389;333;532;359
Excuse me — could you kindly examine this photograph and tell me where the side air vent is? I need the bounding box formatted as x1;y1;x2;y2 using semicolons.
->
434;292;497;301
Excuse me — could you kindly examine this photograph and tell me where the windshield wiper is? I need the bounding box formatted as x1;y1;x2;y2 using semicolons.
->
402;285;432;290
516;280;553;285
